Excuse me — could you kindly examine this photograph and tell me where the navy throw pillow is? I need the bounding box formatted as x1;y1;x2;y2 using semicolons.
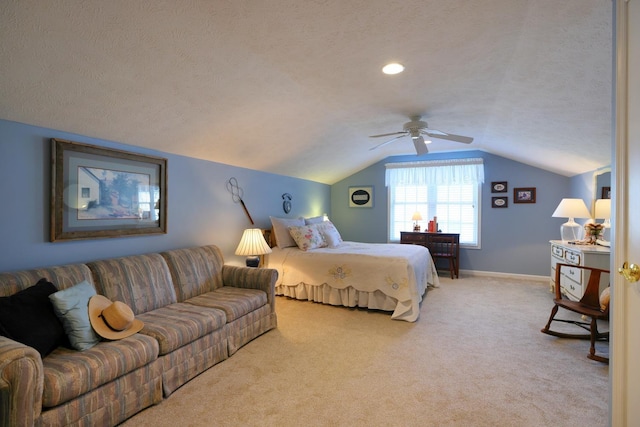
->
0;278;66;357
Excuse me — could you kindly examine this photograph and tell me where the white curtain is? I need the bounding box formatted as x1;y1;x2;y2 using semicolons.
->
385;158;485;187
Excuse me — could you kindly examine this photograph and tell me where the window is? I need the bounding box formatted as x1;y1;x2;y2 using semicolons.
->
386;158;484;247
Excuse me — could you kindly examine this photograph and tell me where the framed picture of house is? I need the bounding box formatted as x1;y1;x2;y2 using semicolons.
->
50;138;168;241
349;186;374;208
513;187;536;204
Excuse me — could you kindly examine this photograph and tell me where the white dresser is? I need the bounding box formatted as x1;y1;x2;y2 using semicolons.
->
549;240;610;301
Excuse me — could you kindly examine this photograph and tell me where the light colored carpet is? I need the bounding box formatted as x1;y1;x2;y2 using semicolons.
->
121;276;609;427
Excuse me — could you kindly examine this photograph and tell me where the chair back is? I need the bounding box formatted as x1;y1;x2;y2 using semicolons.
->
555;263;610;314
426;234;457;257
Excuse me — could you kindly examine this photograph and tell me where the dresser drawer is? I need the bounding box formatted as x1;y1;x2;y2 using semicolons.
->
551;244;564;258
560;273;582;300
400;232;426;244
564;249;581;265
562;265;582;284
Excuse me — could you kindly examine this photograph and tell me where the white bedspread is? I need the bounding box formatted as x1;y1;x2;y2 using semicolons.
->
266;242;440;322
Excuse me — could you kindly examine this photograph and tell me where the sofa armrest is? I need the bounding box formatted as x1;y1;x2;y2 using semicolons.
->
0;336;44;427
221;266;278;311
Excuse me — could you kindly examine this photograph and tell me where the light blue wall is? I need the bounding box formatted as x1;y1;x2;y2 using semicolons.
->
330;150;577;276
0;119;330;271
1;118;604;278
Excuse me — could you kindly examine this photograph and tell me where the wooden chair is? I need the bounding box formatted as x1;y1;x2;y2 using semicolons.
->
541;263;610;364
426;234;458;279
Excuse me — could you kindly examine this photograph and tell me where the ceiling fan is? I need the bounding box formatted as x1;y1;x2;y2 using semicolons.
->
369;115;473;155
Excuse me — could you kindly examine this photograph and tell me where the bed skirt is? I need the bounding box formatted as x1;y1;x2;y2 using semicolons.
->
276;282;417;318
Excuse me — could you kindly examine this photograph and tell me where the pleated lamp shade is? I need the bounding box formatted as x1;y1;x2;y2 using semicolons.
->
235;228;272;267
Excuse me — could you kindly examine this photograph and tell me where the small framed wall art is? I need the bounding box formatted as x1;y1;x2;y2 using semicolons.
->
348;186;374;208
491;181;508;193
513;187;536;204
492;197;508;208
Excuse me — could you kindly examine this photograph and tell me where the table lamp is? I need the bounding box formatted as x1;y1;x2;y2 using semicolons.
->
551;198;591;242
235;228;272;267
412;212;422;232
594;198;612;241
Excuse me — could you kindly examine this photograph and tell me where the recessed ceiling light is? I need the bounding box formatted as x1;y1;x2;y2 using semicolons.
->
382;63;404;75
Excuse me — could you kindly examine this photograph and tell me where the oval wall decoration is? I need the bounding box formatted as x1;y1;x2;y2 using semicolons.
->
349;186;373;208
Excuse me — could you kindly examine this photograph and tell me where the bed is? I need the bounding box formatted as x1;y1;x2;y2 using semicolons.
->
266;216;440;322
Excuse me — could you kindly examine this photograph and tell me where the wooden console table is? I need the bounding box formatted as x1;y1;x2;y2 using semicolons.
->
400;232;460;278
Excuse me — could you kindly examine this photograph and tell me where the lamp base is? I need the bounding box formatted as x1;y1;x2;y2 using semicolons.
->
560;220;583;242
245;256;260;268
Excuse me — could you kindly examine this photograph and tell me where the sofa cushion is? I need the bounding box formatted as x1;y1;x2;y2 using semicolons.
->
42;333;159;408
136;303;227;355
0;278;66;357
0;264;94;298
88;253;177;314
161;245;225;301
186;287;267;322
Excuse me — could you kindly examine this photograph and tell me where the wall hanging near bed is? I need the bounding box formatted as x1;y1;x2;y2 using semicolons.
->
50;138;168;241
348;186;374;208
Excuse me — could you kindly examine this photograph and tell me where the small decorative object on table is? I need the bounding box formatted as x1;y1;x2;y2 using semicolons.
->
412;212;422;231
583;223;605;244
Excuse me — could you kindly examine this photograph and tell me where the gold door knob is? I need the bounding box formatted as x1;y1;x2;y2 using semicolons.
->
619;262;640;283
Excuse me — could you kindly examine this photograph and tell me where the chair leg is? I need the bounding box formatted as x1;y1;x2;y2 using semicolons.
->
541;305;559;333
449;259;454;279
587;317;609;364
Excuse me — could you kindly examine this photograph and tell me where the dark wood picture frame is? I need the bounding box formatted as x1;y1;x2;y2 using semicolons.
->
513;187;536;204
601;186;611;199
51;138;168;241
491;181;508;193
492;196;508;208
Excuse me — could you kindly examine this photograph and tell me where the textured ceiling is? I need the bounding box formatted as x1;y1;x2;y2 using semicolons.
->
0;0;612;184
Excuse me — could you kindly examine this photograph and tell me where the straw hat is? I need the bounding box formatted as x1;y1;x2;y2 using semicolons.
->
88;295;144;340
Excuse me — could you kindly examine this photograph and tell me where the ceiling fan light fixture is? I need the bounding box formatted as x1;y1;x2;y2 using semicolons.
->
382;63;404;75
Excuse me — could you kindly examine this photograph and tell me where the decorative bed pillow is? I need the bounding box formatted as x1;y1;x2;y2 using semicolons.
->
49;280;101;351
304;216;325;225
0;278;66;357
288;224;327;251
316;221;344;248
599;287;610;311
270;216;305;248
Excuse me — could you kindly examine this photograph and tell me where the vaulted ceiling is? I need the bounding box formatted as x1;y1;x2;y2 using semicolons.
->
0;0;612;184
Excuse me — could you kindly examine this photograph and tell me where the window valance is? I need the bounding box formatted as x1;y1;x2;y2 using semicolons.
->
385;158;485;187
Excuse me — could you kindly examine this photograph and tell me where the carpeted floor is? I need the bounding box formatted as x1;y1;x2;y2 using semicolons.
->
121;275;609;427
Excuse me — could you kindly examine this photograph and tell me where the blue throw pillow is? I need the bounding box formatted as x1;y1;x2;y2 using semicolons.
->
0;278;66;357
49;280;101;351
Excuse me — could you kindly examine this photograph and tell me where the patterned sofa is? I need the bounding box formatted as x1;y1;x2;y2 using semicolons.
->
0;245;277;427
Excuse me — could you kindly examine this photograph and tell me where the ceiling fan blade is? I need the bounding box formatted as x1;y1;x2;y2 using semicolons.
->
369;131;408;138
369;134;408;151
424;130;473;144
413;136;429;155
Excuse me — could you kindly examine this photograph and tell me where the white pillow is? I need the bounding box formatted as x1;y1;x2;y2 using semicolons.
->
316;221;344;248
270;216;305;248
288;224;327;251
304;216;325;225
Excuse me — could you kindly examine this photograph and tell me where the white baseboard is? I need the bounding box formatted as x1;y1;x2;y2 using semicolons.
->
458;269;548;283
